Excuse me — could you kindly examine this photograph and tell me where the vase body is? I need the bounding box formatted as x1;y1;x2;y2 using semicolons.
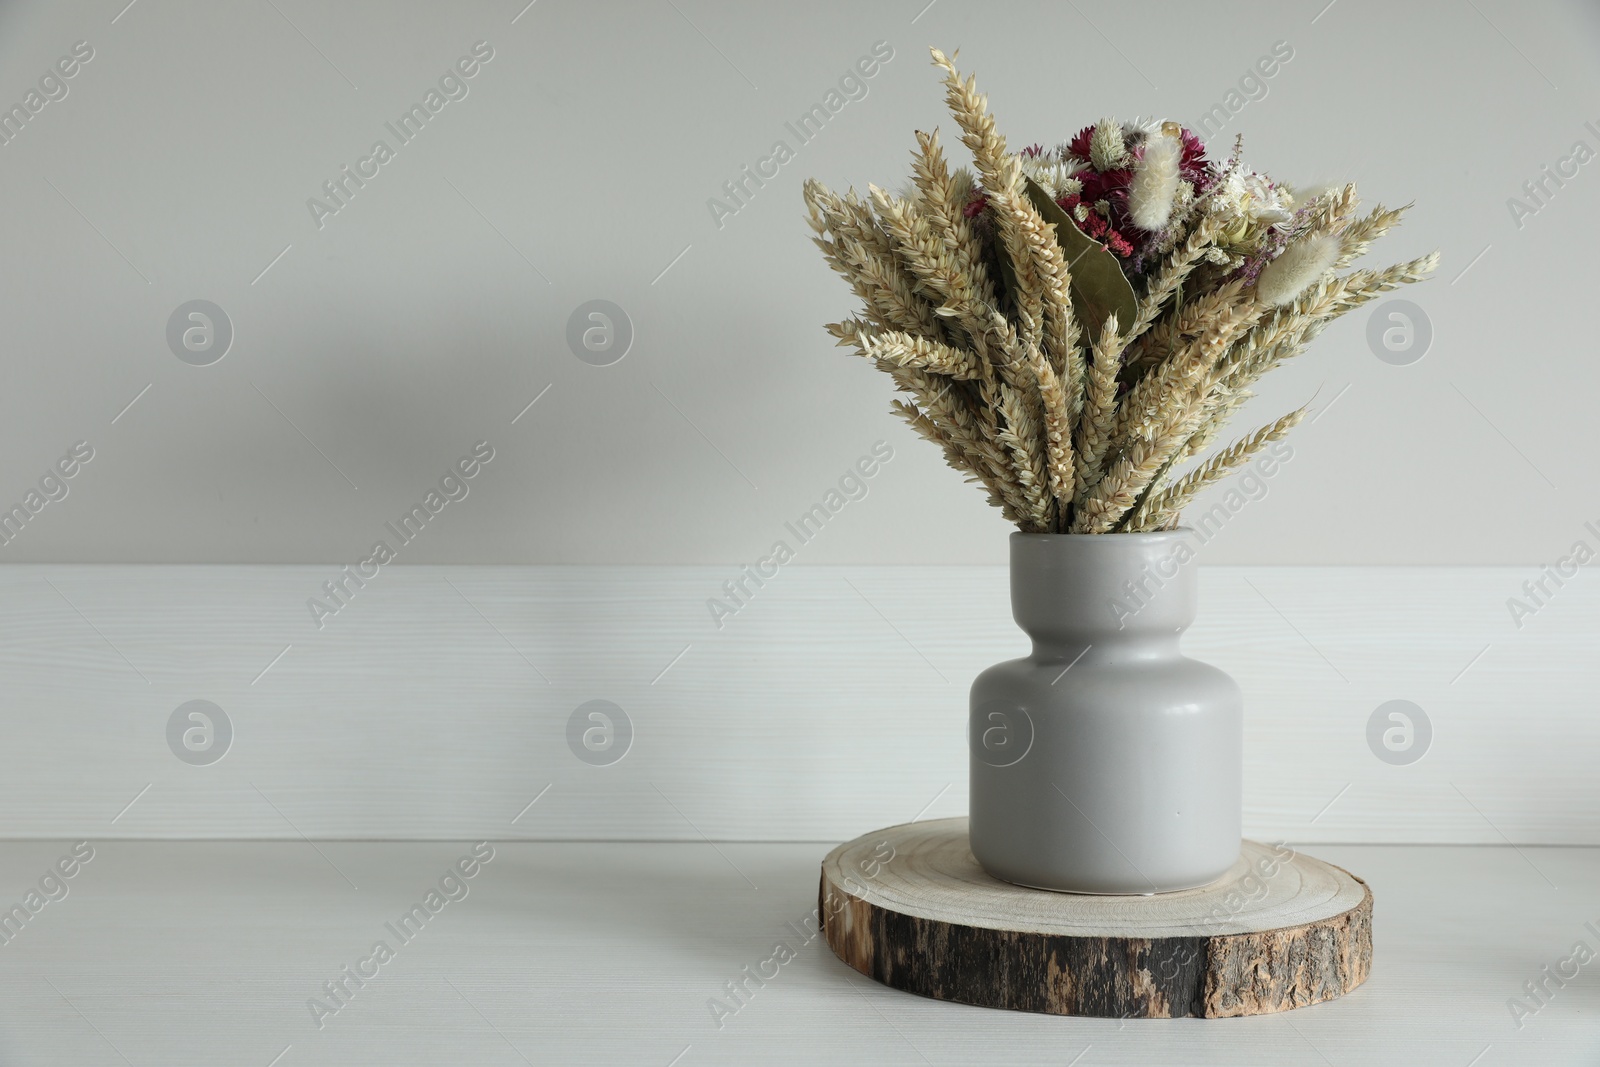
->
968;532;1242;894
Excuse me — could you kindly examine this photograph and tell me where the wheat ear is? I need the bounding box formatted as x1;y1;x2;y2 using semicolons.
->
849;330;988;380
890;398;1025;526
996;380;1053;530
804;180;947;340
868;185;1014;368
1072;313;1123;503
1331;202;1410;271
1122;213;1223;356
889;367;1031;519
1137;405;1308;529
928;48;1048;351
1072;398;1206;533
909;129;999;322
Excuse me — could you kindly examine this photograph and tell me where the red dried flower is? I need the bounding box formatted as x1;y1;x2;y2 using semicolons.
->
984;123;1218;270
1065;124;1097;164
1055;192;1138;261
1175;127;1214;192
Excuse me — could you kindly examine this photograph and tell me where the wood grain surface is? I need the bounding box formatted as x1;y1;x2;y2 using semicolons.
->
821;819;1372;1017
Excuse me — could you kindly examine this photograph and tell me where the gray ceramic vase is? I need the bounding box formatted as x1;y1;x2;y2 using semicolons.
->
968;531;1242;894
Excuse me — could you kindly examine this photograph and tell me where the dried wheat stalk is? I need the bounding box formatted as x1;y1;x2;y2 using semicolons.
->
1072;314;1123;503
804;48;1437;534
1136;406;1308;530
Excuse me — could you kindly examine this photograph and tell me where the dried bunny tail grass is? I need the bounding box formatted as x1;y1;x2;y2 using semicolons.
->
1332;202;1410;271
1255;232;1342;306
1128;129;1182;230
996;381;1053;530
1072;313;1123;503
1221;251;1439;392
1137;405;1308;529
1243;181;1359;306
1213;274;1349;389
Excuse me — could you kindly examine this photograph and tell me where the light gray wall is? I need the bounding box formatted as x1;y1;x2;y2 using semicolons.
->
0;0;1595;566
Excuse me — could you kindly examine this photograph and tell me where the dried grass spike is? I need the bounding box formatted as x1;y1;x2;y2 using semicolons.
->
1256;233;1342;306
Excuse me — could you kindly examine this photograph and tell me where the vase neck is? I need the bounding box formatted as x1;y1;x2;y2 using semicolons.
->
1009;531;1199;648
1025;630;1184;665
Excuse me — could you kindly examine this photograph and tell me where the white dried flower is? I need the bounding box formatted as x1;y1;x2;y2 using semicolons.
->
1255;232;1342;305
1216;169;1289;222
1128;131;1182;230
1173;180;1195;215
1017;153;1086;200
1088;119;1127;171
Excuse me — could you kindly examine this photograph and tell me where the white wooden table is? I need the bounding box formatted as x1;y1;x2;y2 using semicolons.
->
0;839;1592;1065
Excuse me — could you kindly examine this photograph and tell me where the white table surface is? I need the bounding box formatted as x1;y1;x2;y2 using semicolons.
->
0;839;1593;1066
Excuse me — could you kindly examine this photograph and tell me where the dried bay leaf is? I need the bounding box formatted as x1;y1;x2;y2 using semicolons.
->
1022;177;1138;344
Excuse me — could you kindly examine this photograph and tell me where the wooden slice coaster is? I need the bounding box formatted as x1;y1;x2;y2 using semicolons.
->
820;817;1371;1018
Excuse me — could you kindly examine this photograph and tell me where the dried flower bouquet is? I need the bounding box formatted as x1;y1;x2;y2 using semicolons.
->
803;48;1437;533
